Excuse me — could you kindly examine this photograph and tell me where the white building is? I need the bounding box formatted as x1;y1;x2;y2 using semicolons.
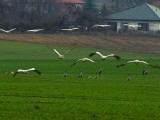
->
105;3;160;32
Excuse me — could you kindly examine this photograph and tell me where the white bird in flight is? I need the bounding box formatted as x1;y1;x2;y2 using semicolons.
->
53;49;71;59
26;29;44;32
123;24;141;28
117;60;149;67
0;28;16;33
92;24;111;28
61;28;78;31
89;52;121;60
71;58;95;67
13;68;41;77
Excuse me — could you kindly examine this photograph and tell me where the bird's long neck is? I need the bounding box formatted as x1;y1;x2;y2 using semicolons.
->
28;68;35;71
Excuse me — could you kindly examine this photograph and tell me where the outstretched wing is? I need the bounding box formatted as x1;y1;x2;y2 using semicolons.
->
53;49;61;56
116;64;126;68
95;52;105;58
113;55;121;60
0;29;6;32
70;61;78;67
140;61;148;64
13;72;18;77
8;28;16;32
86;58;95;63
34;69;41;75
149;64;160;69
64;50;70;55
63;46;76;55
89;52;96;57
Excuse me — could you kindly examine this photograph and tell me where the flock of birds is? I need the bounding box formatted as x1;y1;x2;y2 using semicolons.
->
0;21;145;34
0;23;141;34
1;26;158;78
12;47;160;78
0;24;112;34
0;28;44;33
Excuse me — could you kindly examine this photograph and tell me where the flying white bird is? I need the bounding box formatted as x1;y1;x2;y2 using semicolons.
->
13;68;41;77
26;29;44;32
123;24;141;28
117;60;149;67
71;58;95;67
53;49;70;59
92;24;111;28
89;52;121;60
61;28;78;31
0;28;16;33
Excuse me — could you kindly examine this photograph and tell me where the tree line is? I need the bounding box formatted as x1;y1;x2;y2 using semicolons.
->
0;0;158;30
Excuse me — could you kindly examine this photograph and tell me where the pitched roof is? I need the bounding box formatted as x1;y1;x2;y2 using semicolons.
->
106;3;160;21
56;0;85;4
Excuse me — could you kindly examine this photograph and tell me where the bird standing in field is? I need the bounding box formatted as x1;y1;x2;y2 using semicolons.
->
12;68;41;77
89;51;121;60
94;68;103;79
0;28;16;33
127;73;131;81
71;58;95;67
78;71;83;78
116;59;156;68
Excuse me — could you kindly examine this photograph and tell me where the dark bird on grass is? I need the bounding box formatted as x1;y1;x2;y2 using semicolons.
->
63;70;68;77
13;68;41;77
78;71;83;78
89;52;121;60
96;68;102;76
142;69;148;75
116;59;157;68
71;58;95;67
0;28;16;33
94;68;103;79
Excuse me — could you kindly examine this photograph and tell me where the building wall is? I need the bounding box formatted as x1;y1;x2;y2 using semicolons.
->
109;20;160;32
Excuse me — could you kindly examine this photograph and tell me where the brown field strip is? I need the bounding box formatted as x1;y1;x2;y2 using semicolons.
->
0;34;160;54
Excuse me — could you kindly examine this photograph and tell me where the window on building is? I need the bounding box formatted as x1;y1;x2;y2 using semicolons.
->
138;23;149;31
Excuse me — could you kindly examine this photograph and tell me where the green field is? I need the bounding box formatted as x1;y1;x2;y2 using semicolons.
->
0;40;160;120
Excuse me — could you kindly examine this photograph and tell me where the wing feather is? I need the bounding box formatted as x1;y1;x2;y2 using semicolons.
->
71;61;78;67
13;72;18;77
53;49;61;56
34;69;41;75
64;50;70;55
89;52;96;57
86;58;95;63
8;28;16;32
113;55;121;60
116;64;126;67
95;52;104;58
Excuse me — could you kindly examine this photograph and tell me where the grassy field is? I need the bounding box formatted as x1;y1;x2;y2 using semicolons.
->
0;40;160;120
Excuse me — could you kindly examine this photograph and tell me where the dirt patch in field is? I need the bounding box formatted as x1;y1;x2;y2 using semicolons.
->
0;33;160;54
